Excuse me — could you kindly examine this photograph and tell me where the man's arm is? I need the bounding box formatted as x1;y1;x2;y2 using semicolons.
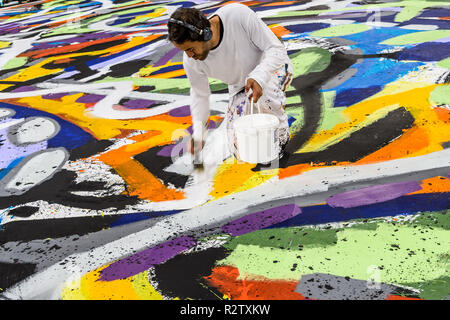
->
183;54;211;147
239;4;289;99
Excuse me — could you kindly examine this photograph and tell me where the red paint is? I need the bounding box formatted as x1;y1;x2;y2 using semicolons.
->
386;294;423;300
204;266;306;300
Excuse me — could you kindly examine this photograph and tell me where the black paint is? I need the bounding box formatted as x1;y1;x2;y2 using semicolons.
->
153;247;229;300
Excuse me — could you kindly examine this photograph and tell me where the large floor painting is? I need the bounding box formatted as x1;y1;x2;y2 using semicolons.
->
0;0;449;300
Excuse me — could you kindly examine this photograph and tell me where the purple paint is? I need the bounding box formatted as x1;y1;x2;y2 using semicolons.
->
123;99;155;109
186;125;194;135
98;236;196;281
76;94;105;104
169;105;191;117
0;23;20;35
157;143;177;157
12;86;35;93
185;120;216;135
326;181;422;209
154;47;180;67
0;125;46;169
432;37;450;43
42;93;68;100
221;204;302;237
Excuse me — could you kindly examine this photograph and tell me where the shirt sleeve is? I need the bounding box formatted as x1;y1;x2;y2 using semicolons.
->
183;53;211;141
238;4;288;90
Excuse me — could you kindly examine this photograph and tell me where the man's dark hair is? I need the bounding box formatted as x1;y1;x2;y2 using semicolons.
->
168;8;211;44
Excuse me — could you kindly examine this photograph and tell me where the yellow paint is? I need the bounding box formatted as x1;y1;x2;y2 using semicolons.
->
145;68;186;79
131;271;164;300
0;41;11;49
79;265;141;300
209;158;276;200
292;82;449;158
128;7;166;24
61;266;166;300
10;94;190;140
298;104;400;153
0;35;160;91
139;61;183;77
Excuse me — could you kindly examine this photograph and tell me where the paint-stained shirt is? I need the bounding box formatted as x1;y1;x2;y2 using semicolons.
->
183;3;292;140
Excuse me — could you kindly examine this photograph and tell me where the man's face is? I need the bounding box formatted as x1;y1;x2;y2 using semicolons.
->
173;40;210;61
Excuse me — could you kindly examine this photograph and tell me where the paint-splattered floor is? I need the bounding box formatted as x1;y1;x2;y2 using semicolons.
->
0;0;449;300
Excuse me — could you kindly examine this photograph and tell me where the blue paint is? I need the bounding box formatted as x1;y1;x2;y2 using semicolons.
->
0;102;94;151
266;192;450;229
321;58;423;95
418;8;450;18
150;64;183;76
398;42;450;62
0;157;24;180
66;39;154;72
333;85;382;107
110;18;132;26
398;17;450;30
341;27;420;54
288;116;296;127
110;210;182;227
285;23;331;34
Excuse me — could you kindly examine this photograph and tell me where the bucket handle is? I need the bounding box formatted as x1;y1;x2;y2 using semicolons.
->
246;90;261;115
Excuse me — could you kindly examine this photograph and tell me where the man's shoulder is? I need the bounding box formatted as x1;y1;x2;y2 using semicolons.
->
215;2;251;17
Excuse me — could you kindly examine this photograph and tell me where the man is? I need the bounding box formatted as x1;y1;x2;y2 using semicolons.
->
167;3;293;163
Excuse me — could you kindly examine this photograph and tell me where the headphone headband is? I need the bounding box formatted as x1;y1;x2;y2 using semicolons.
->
168;17;212;41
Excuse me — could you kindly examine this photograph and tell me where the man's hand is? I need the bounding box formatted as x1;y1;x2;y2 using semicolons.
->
188;138;205;155
245;78;263;103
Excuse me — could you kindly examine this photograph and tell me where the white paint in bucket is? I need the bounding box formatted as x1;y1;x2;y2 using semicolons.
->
233;98;280;164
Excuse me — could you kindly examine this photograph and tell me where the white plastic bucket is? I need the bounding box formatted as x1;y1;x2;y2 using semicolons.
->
233;98;280;164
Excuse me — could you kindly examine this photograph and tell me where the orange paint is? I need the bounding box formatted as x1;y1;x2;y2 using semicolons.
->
278;163;314;180
263;1;296;6
433;106;450;123
410;176;450;194
355;126;430;164
145;68;186;79
21;33;161;60
95;130;185;201
269;25;292;38
204;266;306;300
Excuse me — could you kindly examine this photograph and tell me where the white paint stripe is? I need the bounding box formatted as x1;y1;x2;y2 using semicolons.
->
4;148;450;299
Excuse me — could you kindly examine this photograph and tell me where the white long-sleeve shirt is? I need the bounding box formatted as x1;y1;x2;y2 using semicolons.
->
183;3;292;140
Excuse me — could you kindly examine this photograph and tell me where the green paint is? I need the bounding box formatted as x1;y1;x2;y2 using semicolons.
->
318;91;349;131
42;0;82;9
285;91;348;134
2;57;27;70
42;26;97;38
289;47;331;76
381;30;450;45
95;77;227;95
271;1;450;19
405;276;450;300
217;211;450;289
85;4;162;25
286;104;304;135
310;24;372;37
437;57;450;70
223;227;338;252
429;85;450;105
411;210;449;230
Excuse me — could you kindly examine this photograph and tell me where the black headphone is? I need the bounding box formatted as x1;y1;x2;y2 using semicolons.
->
168;17;213;42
